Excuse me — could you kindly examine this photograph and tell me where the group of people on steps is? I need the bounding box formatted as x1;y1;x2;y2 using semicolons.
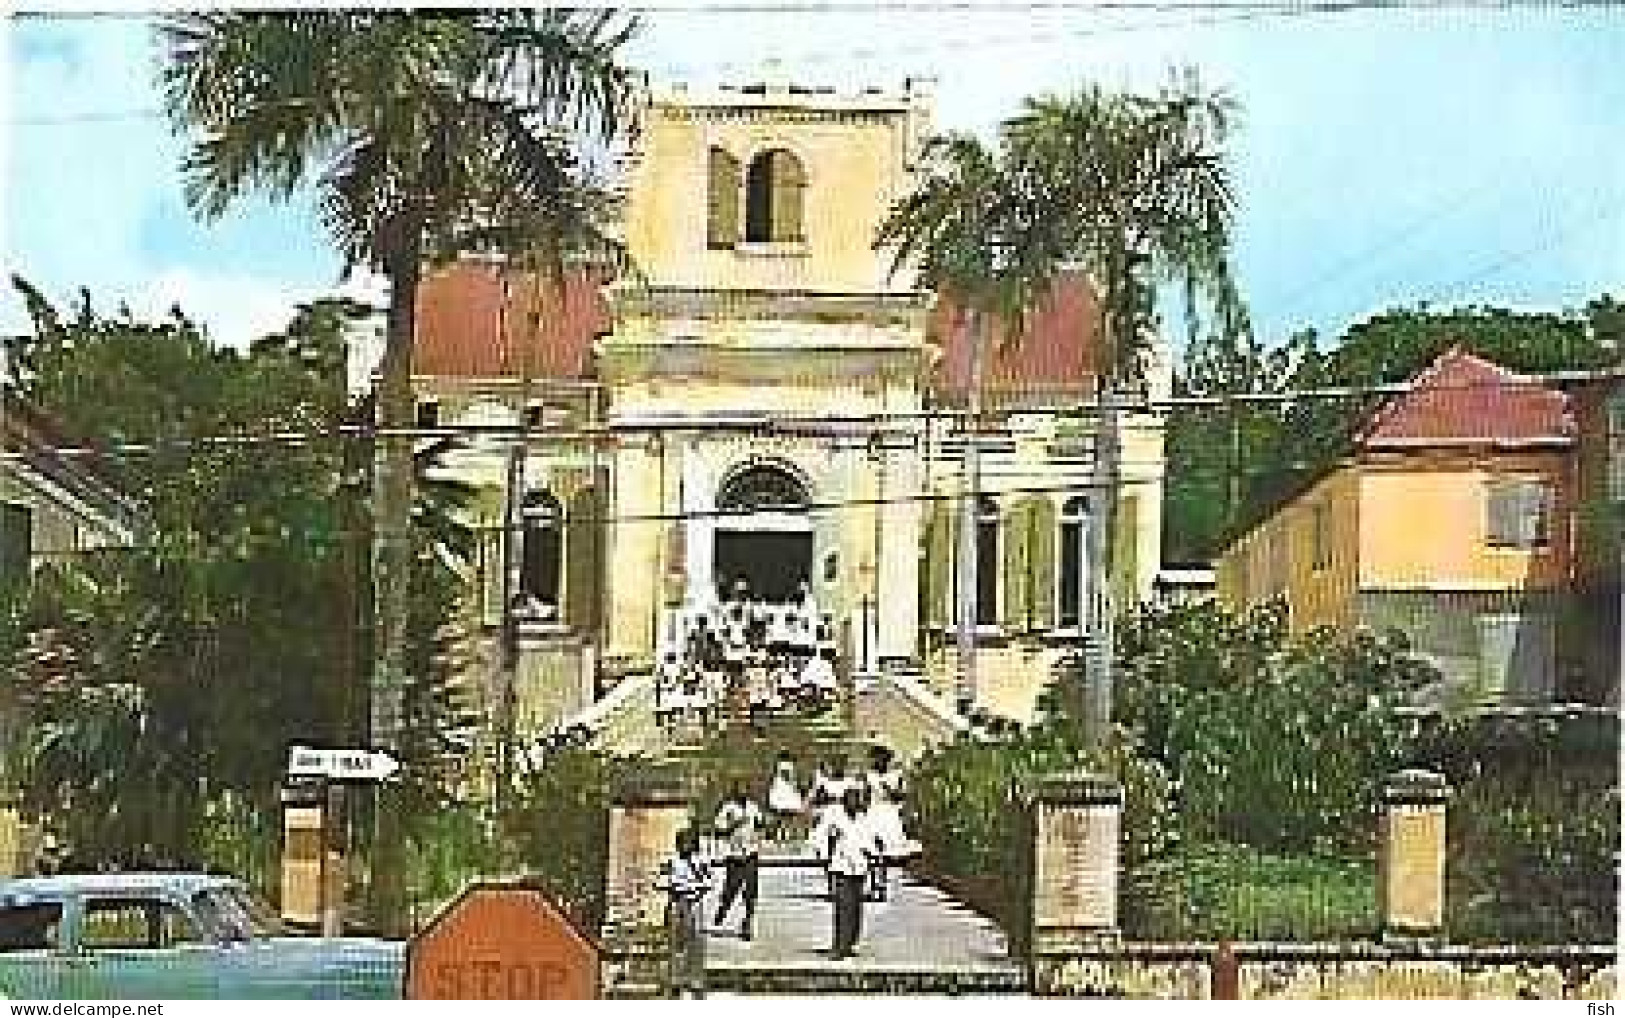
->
656;744;922;997
654;579;840;731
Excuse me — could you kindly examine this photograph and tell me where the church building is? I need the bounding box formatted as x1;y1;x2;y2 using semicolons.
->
406;76;1171;744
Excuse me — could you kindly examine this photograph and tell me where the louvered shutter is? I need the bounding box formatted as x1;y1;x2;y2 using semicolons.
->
1002;501;1030;632
1029;496;1057;630
565;485;602;632
924;499;957;630
707;148;741;249
769;151;806;242
1113;494;1141;611
0;502;31;598
1486;480;1516;546
1523;481;1551;547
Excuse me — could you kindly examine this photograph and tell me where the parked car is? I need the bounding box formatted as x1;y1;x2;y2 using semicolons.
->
0;873;403;999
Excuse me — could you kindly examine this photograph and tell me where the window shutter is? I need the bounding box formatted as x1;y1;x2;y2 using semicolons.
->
0;502;32;598
924;500;956;630
707;147;741;249
565;486;602;632
1524;481;1551;546
1113;494;1141;611
769;151;805;242
1002;502;1030;633
1486;480;1514;546
1029;496;1057;630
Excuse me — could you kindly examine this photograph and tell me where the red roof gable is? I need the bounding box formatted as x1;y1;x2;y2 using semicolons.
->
413;260;610;380
1356;347;1573;450
931;271;1102;404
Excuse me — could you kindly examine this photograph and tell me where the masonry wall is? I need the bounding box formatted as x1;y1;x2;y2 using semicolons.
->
1034;944;1617;1000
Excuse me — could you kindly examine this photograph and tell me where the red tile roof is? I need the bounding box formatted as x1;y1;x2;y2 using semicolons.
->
413;260;1104;399
1356;347;1573;449
413;260;610;380
930;271;1102;404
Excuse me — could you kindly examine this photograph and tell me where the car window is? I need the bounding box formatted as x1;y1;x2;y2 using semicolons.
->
81;897;202;950
194;886;281;942
0;901;63;952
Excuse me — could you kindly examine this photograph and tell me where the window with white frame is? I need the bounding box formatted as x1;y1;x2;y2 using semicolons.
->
1485;478;1553;548
1058;495;1090;629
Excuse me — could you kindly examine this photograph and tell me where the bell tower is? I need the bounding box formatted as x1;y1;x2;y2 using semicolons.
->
619;73;935;297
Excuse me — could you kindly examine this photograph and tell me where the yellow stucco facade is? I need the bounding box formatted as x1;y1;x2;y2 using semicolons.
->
414;77;1168;734
1216;444;1577;704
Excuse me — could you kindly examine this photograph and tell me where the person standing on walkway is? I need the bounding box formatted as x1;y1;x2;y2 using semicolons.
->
712;783;764;940
862;744;921;901
825;786;875;960
656;828;712;998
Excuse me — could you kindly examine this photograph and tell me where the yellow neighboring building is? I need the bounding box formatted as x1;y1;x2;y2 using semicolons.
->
1217;349;1579;706
402;74;1169;740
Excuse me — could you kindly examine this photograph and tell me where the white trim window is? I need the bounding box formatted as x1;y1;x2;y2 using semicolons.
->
1485;477;1553;549
1057;495;1090;630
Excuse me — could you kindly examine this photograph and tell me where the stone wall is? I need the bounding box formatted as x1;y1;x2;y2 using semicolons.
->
1034;943;1617;1000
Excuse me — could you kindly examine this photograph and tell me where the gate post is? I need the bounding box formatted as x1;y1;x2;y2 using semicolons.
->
602;767;690;999
1028;771;1122;994
1378;768;1450;942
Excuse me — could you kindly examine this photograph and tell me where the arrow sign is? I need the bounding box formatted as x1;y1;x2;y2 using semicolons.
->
288;745;401;782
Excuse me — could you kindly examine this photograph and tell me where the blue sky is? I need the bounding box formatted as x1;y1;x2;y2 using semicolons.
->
4;5;1623;354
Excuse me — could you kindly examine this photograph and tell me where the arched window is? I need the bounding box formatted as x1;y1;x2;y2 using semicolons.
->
745;149;806;243
519;491;563;613
1058;495;1090;629
975;495;999;626
707;147;741;249
716;463;809;513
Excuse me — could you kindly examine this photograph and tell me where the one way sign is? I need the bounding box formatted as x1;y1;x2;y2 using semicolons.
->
287;745;402;782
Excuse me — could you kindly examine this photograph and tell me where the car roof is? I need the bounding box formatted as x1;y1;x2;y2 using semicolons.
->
0;873;243;901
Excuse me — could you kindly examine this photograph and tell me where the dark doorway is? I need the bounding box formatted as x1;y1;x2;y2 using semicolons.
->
714;530;813;602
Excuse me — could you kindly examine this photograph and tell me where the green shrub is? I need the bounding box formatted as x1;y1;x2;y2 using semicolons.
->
1415;712;1620;944
1116;601;1434;854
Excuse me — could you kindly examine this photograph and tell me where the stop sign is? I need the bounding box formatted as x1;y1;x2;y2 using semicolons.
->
406;882;599;999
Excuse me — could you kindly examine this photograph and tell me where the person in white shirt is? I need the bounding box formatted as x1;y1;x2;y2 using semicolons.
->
800;648;838;714
765;751;805;842
711;784;765;940
655;828;712;998
824;786;876;960
862;744;921;901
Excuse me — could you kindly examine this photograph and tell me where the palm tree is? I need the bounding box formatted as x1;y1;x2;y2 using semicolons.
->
160;9;640;933
876;134;1055;712
1005;71;1245;747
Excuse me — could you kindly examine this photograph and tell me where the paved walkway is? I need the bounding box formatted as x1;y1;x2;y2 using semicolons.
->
703;864;1020;983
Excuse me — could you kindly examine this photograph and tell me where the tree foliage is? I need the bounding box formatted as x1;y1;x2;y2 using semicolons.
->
0;283;469;872
1168;299;1623;562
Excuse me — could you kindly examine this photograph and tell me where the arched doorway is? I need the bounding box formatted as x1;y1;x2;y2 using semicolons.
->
714;462;813;602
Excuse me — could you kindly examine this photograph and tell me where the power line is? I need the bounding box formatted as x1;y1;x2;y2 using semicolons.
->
3;366;1616;463
13;0;1601;126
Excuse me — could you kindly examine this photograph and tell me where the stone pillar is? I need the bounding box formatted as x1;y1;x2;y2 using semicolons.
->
682;442;714;607
877;442;922;664
0;796;28;878
602;768;690;999
1378;768;1449;941
1029;772;1122;992
280;781;326;930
